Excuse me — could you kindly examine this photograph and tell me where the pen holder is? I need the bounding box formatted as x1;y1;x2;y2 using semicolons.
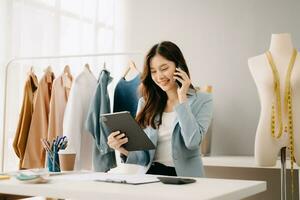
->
47;152;53;172
47;151;61;172
52;152;60;172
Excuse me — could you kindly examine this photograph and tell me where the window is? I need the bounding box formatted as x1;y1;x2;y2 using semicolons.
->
3;0;116;171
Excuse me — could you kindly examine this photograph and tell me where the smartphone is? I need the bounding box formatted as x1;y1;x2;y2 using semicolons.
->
158;176;196;185
175;66;182;88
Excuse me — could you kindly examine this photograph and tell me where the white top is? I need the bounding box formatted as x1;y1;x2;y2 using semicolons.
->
63;67;97;171
0;173;266;200
153;111;177;167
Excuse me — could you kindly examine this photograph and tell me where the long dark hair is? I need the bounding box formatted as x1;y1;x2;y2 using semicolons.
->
136;41;194;129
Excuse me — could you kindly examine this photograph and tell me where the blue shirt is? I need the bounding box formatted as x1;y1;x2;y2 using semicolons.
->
113;75;140;117
85;69;116;172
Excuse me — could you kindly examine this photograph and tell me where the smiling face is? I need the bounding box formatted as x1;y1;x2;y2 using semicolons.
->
150;54;178;92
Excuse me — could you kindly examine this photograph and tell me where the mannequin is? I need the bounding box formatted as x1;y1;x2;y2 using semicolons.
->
248;33;300;167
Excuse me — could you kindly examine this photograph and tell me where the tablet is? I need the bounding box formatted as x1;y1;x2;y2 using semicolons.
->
100;111;155;151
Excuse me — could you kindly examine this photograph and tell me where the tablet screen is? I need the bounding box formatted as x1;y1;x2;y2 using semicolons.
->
100;111;156;151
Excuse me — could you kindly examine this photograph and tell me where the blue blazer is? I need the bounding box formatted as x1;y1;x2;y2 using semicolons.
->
124;90;213;177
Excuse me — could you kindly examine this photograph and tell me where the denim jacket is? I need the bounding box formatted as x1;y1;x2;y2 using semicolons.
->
86;70;116;172
123;90;213;177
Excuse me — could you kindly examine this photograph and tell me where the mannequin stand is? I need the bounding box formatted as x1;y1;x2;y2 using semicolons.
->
280;147;287;200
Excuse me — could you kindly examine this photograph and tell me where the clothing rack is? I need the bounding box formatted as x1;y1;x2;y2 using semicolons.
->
0;52;142;172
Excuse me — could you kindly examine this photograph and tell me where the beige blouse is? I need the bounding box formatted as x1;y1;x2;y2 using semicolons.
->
13;73;38;169
48;72;73;141
22;70;55;169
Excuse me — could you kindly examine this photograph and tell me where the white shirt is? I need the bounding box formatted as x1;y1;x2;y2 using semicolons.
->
153;111;177;167
63;67;97;171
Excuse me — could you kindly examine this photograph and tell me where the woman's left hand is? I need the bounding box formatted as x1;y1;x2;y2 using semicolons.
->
173;68;191;103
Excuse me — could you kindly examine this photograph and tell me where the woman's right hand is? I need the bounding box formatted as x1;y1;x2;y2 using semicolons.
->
107;131;129;156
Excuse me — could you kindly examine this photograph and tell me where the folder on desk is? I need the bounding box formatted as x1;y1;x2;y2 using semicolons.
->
49;172;159;185
95;174;159;185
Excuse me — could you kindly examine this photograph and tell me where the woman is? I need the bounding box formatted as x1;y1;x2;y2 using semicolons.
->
107;41;213;177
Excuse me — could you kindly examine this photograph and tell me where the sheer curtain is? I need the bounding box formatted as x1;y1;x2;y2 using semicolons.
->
12;0;115;56
1;0;119;171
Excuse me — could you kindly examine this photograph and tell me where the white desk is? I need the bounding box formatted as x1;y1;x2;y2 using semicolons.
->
0;173;266;200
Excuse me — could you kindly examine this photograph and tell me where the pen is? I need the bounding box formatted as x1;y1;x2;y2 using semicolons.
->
104;178;127;184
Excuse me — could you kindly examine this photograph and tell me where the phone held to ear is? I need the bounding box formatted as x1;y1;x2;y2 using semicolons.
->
175;66;182;88
176;80;182;88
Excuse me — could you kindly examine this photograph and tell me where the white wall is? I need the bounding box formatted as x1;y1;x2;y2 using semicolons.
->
114;0;300;155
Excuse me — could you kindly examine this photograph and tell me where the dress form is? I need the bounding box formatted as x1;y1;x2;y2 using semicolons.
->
248;33;300;166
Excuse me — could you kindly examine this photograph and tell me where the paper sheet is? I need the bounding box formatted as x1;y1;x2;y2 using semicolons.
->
50;172;159;184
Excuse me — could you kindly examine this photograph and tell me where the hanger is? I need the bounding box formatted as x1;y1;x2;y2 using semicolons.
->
85;63;91;73
64;65;71;75
27;66;34;76
30;66;34;73
204;85;213;93
63;65;72;79
61;65;72;91
26;66;38;89
103;62;107;70
63;64;73;88
45;65;52;73
197;85;212;93
123;60;139;79
44;65;53;83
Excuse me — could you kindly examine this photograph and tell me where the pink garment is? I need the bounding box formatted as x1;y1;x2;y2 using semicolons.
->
48;72;73;141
